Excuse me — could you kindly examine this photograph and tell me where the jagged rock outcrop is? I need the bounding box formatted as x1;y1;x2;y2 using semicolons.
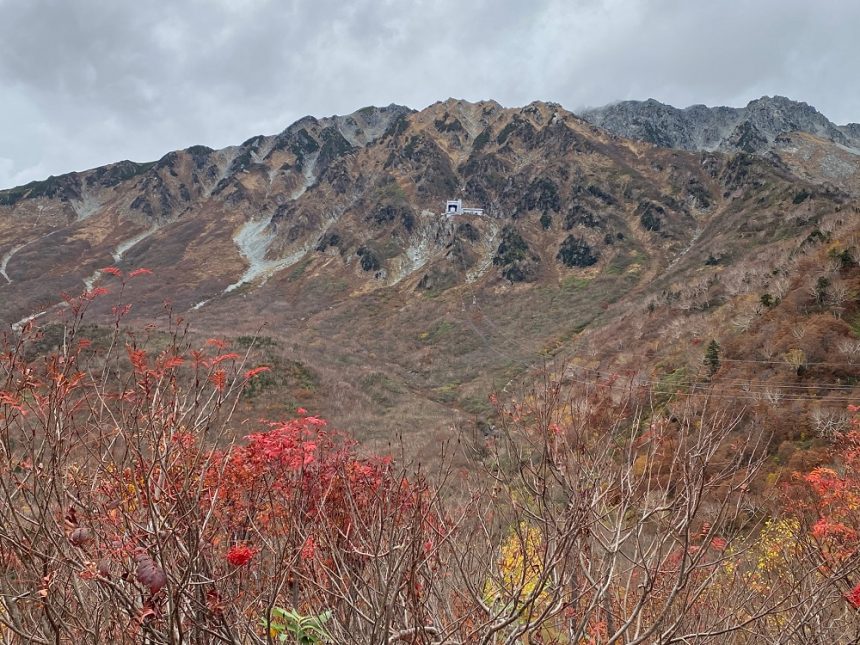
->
580;95;860;153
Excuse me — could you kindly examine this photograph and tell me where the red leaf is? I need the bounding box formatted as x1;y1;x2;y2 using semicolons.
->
135;552;167;594
226;544;256;567
212;352;240;365
244;366;271;379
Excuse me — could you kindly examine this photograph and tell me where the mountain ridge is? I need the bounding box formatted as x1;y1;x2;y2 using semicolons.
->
3;94;857;199
2;96;859;454
580;94;860;153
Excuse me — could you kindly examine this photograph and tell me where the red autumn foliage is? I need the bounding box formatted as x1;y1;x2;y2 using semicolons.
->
243;365;270;379
211;352;241;365
226;544;256;567
847;583;860;609
300;536;315;560
127;346;148;373
209;368;227;390
208;414;409;566
0;391;27;416
790;406;860;607
83;286;110;300
3;285;859;643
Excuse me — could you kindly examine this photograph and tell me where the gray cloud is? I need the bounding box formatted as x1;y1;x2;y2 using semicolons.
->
1;0;858;188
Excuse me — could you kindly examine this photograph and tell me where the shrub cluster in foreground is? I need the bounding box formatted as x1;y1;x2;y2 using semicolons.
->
0;279;858;643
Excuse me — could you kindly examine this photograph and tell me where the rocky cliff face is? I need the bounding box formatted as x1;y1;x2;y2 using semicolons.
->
580;95;860;153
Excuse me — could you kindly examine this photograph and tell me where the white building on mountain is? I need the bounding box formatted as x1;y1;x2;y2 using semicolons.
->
443;199;484;217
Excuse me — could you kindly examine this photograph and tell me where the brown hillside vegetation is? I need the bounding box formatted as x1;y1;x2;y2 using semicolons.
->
2;91;860;639
0;296;858;642
2;100;859;464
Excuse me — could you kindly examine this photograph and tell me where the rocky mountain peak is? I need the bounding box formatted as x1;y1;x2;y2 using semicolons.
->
580;95;860;154
741;95;848;146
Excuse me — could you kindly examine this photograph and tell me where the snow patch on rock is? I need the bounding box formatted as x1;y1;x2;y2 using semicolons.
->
112;226;158;263
71;187;102;221
12;309;49;332
466;220;502;283
385;211;452;286
1;243;26;284
223;154;319;294
1;230;62;284
80;226;158;292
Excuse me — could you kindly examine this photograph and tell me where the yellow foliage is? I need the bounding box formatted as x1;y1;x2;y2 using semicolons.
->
784;348;806;370
484;522;548;607
754;518;800;572
631;453;649;478
744;518;801;594
764;471;781;489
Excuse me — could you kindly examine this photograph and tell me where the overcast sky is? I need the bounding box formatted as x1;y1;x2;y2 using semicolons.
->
1;0;858;189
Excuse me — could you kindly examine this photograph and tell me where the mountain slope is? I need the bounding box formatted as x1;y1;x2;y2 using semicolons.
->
2;98;859;457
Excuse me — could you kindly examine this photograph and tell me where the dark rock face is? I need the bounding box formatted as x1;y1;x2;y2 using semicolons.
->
228;149;255;175
129;172;186;218
493;225;538;282
720;154;767;193
265;124;322;173
457;222;480;242
185;145;214;170
564;203;602;229
316;230;341;252
686;178;712;208
534;120;595;155
540;213;553;229
357;246;381;271
317;127;355;171
391;135;458;198
434;113;465;133
840;123;860;141
496;115;537;147
637;201;665;232
472;128;491;151
156;151;181;174
130;195;153;217
518;177;561;215
585;184;617;206
557;235;598;267
319;158;351;194
369;204;415;232
85;160;154;188
383;113;411;139
580;95;860;153
726;121;769;153
0;173;83;206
